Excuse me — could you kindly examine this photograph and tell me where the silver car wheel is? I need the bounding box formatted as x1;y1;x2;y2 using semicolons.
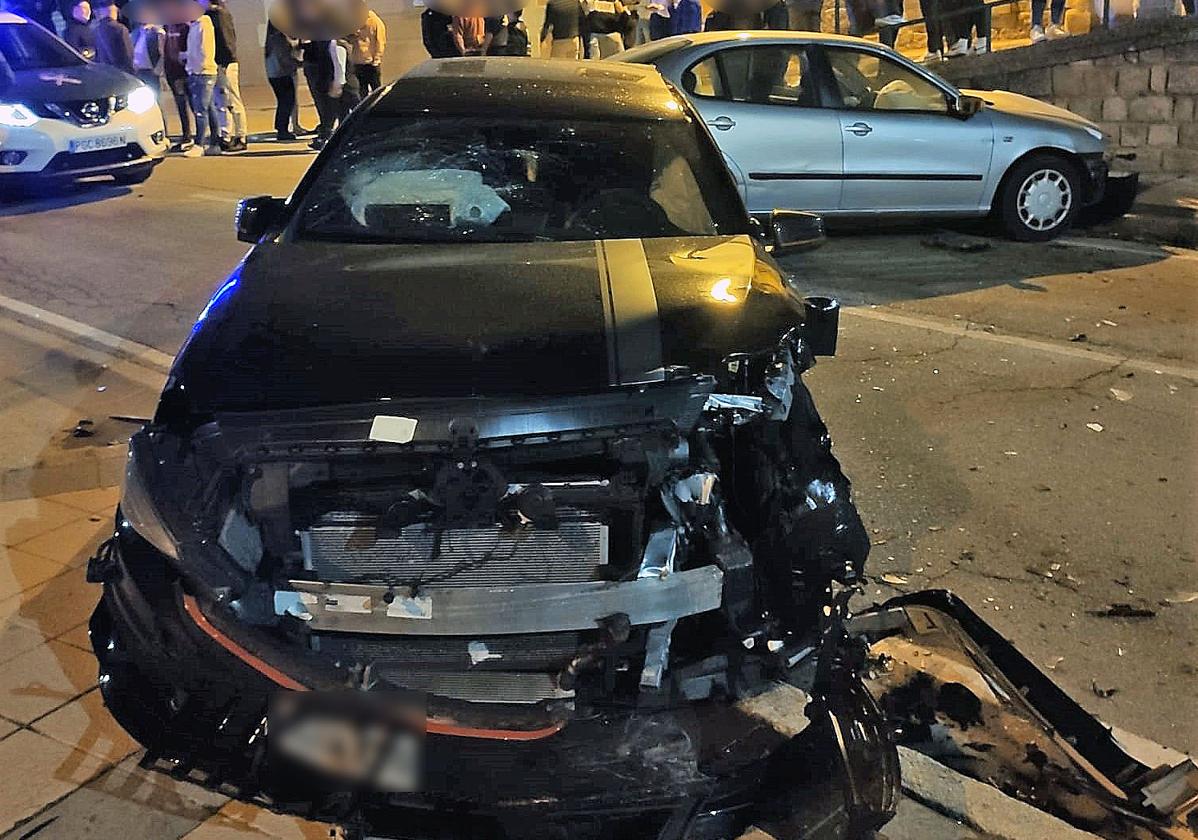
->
1017;168;1073;232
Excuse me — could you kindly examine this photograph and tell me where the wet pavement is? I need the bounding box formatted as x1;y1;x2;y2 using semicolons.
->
0;143;1193;838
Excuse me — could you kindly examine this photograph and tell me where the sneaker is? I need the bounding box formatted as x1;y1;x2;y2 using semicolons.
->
972;36;989;53
172;139;194;154
224;137;248;152
874;13;905;24
308;137;326;151
1047;22;1068;38
181;144;203;158
1030;24;1046;42
946;37;969;56
920;50;942;63
203;144;223;156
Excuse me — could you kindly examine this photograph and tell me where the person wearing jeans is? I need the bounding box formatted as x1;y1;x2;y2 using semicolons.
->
183;9;220;156
206;0;247;151
265;21;300;141
1030;0;1066;41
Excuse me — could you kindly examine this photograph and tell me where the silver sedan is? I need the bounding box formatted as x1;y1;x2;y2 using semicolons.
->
612;32;1109;241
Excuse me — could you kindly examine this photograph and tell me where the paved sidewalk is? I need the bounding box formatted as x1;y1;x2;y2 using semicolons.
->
1086;175;1198;248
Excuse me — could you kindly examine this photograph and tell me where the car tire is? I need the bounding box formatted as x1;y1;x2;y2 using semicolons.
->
997;153;1081;242
112;163;154;186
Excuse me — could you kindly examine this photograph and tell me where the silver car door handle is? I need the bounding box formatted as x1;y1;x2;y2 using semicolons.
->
708;116;736;131
845;121;873;136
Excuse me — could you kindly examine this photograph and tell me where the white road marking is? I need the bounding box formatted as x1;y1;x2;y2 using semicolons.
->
843;306;1198;382
1055;236;1198;261
0;293;174;374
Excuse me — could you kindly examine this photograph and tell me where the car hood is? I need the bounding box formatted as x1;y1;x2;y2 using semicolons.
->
964;88;1098;131
172;235;805;413
6;62;139;102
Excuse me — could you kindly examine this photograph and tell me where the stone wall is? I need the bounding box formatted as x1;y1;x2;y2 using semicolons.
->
936;16;1198;175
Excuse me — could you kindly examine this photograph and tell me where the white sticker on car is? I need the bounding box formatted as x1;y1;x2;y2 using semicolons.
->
369;415;418;444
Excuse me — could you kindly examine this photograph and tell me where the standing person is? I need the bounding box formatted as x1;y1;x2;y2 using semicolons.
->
163;22;192;148
451;14;488;55
63;0;94;59
92;0;134;73
302;38;337;149
264;20;300;141
762;0;789;28
624;0;649;44
131;17;165;118
348;8;385;94
498;9;529;55
789;0;822;30
183;2;220;156
333;36;360;121
540;0;583;58
206;0;247;151
918;0;946;59
1029;0;1066;40
420;6;455;57
670;0;700;33
585;0;627;56
644;0;670;39
12;0;56;31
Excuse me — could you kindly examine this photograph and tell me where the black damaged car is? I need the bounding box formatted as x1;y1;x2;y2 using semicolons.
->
88;58;899;839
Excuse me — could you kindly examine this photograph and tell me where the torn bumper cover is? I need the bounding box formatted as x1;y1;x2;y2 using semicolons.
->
851;591;1198;840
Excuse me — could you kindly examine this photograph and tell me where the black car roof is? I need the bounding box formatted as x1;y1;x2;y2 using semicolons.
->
369;57;687;122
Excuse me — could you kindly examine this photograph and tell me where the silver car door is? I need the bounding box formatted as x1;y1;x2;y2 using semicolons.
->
822;46;994;214
678;44;843;216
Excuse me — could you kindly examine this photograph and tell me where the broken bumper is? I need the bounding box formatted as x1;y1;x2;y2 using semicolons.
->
89;532;899;839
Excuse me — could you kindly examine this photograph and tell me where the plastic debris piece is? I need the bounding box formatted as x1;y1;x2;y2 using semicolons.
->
1087;603;1156;619
1164;592;1198;605
1108;388;1132;402
1069;333;1087;342
1086;423;1104;432
881;573;909;586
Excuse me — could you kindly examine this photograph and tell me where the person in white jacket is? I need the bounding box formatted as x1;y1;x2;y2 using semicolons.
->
182;7;220;156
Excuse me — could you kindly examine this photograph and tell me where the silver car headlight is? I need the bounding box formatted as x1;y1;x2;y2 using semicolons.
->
120;445;179;561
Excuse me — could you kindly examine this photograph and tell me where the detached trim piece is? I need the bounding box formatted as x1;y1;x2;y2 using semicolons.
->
182;595;565;741
284;566;725;636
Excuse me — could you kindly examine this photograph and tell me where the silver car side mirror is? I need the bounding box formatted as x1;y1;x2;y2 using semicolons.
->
952;94;985;119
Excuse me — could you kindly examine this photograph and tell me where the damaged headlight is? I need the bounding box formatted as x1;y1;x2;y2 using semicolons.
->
119;443;180;561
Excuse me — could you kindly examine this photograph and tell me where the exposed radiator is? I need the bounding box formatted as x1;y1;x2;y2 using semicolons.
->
299;511;609;587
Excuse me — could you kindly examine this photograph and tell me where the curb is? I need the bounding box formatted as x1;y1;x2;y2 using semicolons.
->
898;747;1103;840
0;293;175;376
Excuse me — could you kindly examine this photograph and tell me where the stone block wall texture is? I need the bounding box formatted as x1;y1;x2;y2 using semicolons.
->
937;16;1198;175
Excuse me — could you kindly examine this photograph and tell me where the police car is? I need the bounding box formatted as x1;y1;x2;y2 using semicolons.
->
0;11;168;191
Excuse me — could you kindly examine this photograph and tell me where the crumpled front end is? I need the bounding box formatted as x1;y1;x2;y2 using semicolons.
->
89;315;901;838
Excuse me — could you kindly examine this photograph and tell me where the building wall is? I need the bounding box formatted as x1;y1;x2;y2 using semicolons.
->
936;16;1198;175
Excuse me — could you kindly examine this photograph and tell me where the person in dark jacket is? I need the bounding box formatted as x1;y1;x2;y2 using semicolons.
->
64;0;96;59
540;0;584;58
264;21;304;141
205;0;247;151
301;38;337;149
92;0;134;73
163;21;192;147
670;0;701;33
420;7;455;58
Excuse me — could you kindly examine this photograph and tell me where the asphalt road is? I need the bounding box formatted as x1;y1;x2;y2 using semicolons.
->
0;145;1195;759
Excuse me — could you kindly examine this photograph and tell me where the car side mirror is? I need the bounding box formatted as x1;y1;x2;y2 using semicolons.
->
952;94;984;119
770;210;825;257
235;195;287;243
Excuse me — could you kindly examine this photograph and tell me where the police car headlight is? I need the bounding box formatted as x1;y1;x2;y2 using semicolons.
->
127;85;156;115
0;103;38;127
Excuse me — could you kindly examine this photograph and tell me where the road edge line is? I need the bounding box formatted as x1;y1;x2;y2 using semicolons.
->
0;293;174;376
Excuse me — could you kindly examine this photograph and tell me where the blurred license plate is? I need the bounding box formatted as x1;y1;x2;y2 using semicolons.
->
69;134;125;154
269;690;425;792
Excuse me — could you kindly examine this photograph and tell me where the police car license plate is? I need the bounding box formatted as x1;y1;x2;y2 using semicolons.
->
69;134;126;154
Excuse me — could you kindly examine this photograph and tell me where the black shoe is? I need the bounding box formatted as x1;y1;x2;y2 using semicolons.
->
296;126;316;137
217;137;232;152
308;137;326;151
276;131;297;142
225;137;248;152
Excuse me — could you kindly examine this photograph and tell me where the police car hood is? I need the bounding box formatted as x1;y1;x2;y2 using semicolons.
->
6;62;140;103
171;235;806;414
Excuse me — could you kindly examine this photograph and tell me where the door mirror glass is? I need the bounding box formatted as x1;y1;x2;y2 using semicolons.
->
770;210;825;256
235;196;287;243
952;93;985;118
